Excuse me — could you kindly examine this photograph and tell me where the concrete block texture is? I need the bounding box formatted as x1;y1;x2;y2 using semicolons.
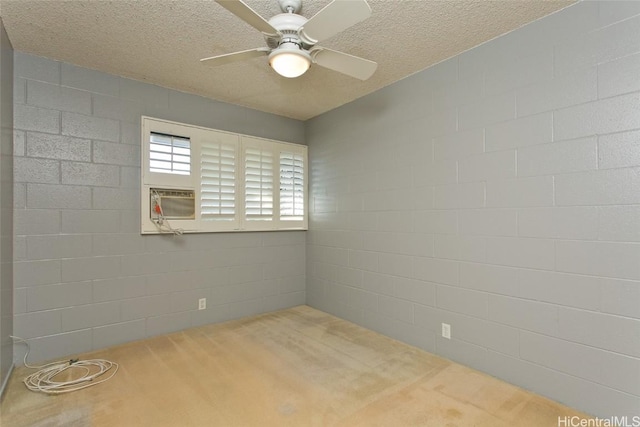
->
598;129;640;170
12;51;306;367
26;132;91;162
26;80;91;114
14;104;59;134
27;183;91;209
61;112;120;142
306;1;640;418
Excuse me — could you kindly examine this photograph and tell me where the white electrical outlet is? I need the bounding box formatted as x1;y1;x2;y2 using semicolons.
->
198;298;206;310
442;323;451;339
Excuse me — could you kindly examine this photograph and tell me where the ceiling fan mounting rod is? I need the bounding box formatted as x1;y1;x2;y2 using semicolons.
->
278;0;302;14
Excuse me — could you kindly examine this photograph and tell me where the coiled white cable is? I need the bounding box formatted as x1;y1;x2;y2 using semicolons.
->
11;336;119;394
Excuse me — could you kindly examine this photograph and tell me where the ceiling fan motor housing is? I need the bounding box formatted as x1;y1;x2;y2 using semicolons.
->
266;13;310;49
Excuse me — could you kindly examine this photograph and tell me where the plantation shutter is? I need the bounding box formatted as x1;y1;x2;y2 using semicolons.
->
279;151;305;221
200;135;237;223
244;145;273;221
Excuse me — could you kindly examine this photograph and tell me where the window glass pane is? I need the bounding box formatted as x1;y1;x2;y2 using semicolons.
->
149;132;191;176
150;143;172;153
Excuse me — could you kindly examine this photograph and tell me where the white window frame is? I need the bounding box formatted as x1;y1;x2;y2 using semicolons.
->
141;116;308;234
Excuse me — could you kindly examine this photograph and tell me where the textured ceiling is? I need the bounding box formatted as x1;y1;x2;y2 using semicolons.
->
0;0;573;120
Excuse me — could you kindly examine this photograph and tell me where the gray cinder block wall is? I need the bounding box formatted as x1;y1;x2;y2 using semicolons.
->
306;1;640;419
13;52;306;363
0;17;14;396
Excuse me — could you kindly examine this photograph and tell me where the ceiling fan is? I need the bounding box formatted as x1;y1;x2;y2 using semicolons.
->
201;0;377;80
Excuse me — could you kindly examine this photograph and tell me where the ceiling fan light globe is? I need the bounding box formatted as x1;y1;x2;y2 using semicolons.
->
269;48;311;78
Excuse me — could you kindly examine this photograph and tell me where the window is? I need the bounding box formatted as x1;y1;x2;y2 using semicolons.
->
141;117;307;234
149;132;191;175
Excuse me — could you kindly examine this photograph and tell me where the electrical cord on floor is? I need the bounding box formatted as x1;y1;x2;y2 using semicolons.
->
11;336;119;394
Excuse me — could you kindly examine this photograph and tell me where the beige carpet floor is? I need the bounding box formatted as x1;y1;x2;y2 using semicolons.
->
0;305;589;426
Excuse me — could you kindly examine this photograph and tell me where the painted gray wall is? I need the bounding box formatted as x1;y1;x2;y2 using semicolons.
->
306;2;640;419
13;52;306;363
0;17;14;396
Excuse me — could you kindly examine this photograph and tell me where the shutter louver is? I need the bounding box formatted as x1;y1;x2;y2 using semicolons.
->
245;147;273;220
280;152;304;221
201;140;236;221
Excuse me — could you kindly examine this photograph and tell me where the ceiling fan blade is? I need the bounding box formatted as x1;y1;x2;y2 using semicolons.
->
215;0;279;36
311;48;377;80
299;0;371;45
201;48;269;67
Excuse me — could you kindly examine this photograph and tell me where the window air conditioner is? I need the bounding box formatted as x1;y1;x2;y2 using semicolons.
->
150;188;195;220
